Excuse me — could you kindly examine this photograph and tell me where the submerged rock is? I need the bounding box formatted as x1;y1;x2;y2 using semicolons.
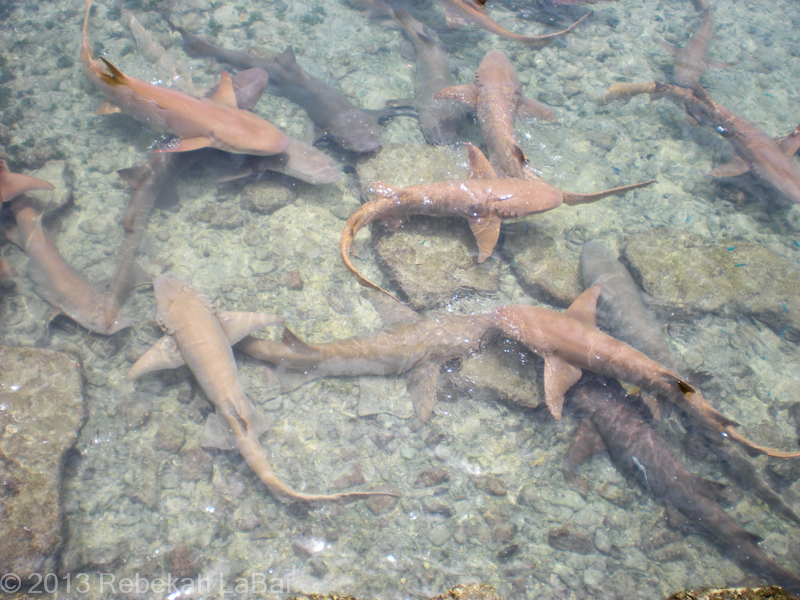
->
0;345;86;579
504;226;582;308
624;228;800;342
372;216;501;310
664;586;798;600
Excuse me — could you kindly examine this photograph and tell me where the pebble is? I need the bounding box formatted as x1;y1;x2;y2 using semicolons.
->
427;525;451;547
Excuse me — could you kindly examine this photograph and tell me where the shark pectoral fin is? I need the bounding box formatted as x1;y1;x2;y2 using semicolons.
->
201;410;236;450
117;164;151;189
709;157;750;178
653;38;679;55
565;285;602;327
692;475;727;502
0;170;55;204
434;85;479;109
706;58;738;70
126;335;185;382
96;101;121;115
406;362;439;431
210;71;240;109
154;136;212;153
442;4;470;28
217;310;284;345
467;215;502;263
465;143;497;179
566;420;606;471
276;367;317;393
664;502;689;528
777;125;800;157
517;96;559;123
641;392;664;421
543;356;582;420
245;396;271;438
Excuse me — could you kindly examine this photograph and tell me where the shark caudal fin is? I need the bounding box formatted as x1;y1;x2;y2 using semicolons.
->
543;285;604;419
562;180;656;206
339;185;403;302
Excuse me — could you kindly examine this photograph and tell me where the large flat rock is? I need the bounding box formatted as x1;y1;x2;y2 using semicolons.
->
623;228;800;342
0;346;86;579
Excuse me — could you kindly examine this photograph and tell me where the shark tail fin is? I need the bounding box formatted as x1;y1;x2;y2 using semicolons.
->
99;57;130;86
562;180;656;206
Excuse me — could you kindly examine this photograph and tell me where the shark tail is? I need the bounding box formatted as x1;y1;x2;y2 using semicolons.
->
517;11;590;49
339;187;402;302
562;180;656;206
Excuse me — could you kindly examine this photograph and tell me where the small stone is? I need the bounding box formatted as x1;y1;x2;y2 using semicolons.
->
473;475;508;496
179;447;213;482
414;469;450;488
308;557;328;578
365;487;399;515
548;524;595;555
167;544;201;580
332;463;364;489
583;567;605;590
491;522;517;543
427;524;451;547
280;270;304;290
368;429;395;449
421;496;455;517
154;421;186;453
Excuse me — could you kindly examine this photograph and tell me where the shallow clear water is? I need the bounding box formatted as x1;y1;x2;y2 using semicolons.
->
1;0;799;598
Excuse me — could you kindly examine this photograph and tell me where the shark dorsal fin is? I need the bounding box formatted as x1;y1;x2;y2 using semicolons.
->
282;327;316;354
217;310;283;345
275;46;299;68
565;284;602;327
465;143;496;179
210;71;239;109
99;57;129;86
517;96;558;123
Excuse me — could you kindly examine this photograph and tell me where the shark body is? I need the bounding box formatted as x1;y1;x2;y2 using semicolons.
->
436;50;558;181
340;143;653;298
605;81;800;205
493;286;800;458
568;379;800;596
438;0;589;49
6;198;132;335
163;17;382;153
237;313;496;429
81;0;289;155
127;273;395;504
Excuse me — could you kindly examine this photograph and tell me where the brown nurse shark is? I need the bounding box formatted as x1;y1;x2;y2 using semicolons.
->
435;49;560;180
237;312;496;430
127;273;396;504
604;81;800;204
654;3;736;87
0;156;55;280
568;378;800;596
438;0;589;49
493;285;800;458
339;143;653;299
81;0;289;155
5;197;132;335
162;16;383;153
